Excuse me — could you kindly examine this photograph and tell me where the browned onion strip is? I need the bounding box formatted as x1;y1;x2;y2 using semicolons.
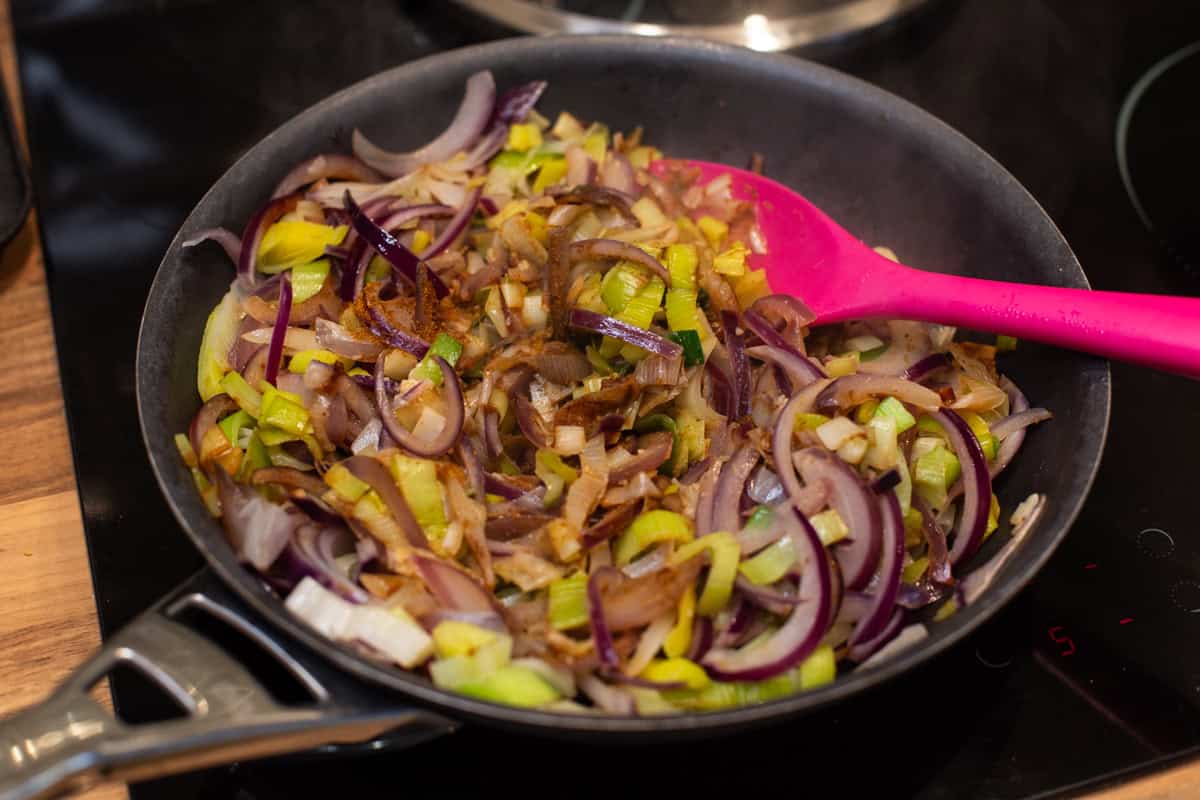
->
552;184;638;225
567;239;671;285
342;454;428;550
374;353;464;457
814;374;941;414
250;467;328;497
607;431;674;485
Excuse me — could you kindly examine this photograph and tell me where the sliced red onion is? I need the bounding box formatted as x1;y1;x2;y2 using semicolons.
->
633;352;683;387
714;595;754;647
795;448;882;590
745;344;825;392
895;581;946;610
249;467;327;497
596;558;701;632
564;146;594;186
693;458;723;537
960;493;1046;606
735;576;803;613
847;607;904;663
721;311;752;419
461;124;508;170
272;153;383;199
933;409;992;567
900;352;952;383
532;342;592;385
484;472;532;500
482;408;503;459
263;275;292;386
568;308;682;359
686;616;715;661
342;454;428;549
588;567;623;669
485;540;516;557
490;79;548;126
703;509;831;681
847;490;904;647
344;191;448;298
361;294;430;358
815;374;941;414
742;309;799;356
608;432;673;485
835;590;872;625
990;407;1052;443
989;376;1033;480
514;394;551;449
238;346;269;391
189;395;237;463
712;445;759;534
213;471;297;570
772;392;838;516
237;193;301;289
425;187;481;260
705;359;734;419
424;609;507;634
580;501;641;549
276;522;369;603
578;673;635;714
352;70;496;177
913;495;951;585
411;552;506;629
182;227;241;265
553;185;638;225
340;204;453;301
374;353;463;457
567;238;670;285
601;153;636;195
680;456;714;486
749;294;815;349
314;318;385;361
334;372;378;425
734;506;790;555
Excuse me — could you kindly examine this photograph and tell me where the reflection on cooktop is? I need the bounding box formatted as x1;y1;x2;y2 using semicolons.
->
1117;41;1200;274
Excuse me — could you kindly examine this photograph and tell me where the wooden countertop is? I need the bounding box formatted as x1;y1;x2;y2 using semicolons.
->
0;6;1190;799
0;2;124;797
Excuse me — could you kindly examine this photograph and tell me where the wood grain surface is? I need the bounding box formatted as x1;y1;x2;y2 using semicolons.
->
0;1;125;796
0;2;1190;798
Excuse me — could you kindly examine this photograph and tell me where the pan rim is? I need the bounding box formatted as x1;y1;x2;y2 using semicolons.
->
136;33;1111;735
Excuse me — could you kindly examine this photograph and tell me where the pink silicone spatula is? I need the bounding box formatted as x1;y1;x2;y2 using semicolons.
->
655;160;1200;377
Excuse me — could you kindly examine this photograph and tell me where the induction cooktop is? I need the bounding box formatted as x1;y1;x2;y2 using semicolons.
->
14;1;1200;797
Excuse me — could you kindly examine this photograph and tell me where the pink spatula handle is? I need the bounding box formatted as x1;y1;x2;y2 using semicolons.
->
849;262;1200;377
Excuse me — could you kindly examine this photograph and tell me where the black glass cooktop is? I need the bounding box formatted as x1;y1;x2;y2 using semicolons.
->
15;1;1200;797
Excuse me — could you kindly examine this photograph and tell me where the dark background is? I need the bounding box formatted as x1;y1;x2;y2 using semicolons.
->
12;1;1200;797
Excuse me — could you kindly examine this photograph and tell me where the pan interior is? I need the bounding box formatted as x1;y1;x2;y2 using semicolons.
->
137;35;1109;736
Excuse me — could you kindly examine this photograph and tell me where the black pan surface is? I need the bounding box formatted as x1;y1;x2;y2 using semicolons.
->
137;35;1109;737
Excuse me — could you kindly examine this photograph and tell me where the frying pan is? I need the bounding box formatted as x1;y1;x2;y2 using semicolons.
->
0;35;1109;799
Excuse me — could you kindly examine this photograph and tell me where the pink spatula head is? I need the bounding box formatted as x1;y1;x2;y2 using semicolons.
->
654;159;1200;379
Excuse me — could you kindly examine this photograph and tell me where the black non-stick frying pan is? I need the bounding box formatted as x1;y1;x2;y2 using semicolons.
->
0;35;1109;799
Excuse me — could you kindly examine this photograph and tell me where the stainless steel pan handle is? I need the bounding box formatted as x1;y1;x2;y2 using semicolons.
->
0;571;456;800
